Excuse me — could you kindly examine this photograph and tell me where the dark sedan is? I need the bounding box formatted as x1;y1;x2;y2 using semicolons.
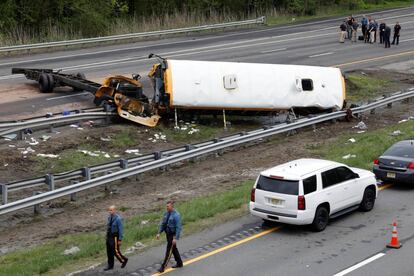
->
373;140;414;184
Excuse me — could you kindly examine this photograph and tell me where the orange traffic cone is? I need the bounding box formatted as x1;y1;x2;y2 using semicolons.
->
387;221;402;249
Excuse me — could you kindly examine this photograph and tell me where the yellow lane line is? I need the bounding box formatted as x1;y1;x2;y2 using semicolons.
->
379;183;393;191
153;226;281;275
333;50;414;68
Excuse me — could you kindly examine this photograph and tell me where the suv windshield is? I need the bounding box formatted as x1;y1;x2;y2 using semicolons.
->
256;175;299;195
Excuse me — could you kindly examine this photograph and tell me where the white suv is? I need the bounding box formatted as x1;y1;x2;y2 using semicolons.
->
249;159;378;231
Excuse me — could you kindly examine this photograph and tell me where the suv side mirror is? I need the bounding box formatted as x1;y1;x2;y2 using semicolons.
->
354;173;360;178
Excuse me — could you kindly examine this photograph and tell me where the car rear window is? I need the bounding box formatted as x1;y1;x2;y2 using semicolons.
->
256;175;299;195
384;145;414;158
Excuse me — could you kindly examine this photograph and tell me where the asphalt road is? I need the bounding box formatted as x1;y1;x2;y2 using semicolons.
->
79;184;414;276
1;6;414;118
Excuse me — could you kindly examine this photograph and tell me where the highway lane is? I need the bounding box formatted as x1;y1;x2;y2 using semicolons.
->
1;7;414;119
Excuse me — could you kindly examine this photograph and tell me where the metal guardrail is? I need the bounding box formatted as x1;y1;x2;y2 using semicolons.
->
0;110;116;138
0;87;413;215
0;17;266;54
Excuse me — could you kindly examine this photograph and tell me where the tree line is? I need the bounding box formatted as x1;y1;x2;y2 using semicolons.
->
0;0;409;44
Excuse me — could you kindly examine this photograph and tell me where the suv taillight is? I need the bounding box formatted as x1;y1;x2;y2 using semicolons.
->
408;162;414;169
298;195;306;210
374;159;379;165
250;188;256;202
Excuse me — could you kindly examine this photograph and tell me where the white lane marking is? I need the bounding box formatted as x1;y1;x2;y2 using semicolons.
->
260;48;287;54
333;253;386;276
401;37;414;42
309;52;334;58
46;92;91;101
0;74;23;80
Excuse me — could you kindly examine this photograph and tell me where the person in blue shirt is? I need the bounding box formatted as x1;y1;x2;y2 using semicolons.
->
104;205;128;271
156;200;183;273
361;15;368;38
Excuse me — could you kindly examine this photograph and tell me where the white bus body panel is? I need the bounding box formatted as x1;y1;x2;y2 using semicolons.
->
167;60;344;110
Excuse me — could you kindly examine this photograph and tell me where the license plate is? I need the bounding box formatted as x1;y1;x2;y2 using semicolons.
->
387;172;396;178
270;198;283;205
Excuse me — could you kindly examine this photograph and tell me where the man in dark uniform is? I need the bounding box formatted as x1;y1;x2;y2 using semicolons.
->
104;205;128;271
379;21;386;44
156;200;183;273
384;25;391;48
392;22;401;45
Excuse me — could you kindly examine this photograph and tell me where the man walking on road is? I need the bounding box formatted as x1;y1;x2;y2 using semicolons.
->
157;200;183;273
351;21;358;43
361;15;368;39
392;22;401;45
384;25;391;48
104;205;128;271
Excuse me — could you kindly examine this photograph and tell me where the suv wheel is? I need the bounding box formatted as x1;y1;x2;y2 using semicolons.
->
359;188;375;212
311;206;329;232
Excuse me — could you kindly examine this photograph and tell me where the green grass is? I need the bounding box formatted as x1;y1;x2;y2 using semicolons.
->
346;73;392;102
266;1;414;26
309;120;414;170
0;181;253;276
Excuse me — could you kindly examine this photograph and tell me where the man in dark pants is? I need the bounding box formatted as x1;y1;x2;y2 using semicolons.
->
104;205;128;271
392;22;401;45
156;200;183;273
384;25;391;48
379;21;386;44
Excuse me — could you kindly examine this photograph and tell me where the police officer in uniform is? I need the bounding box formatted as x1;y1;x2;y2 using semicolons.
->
392;22;401;45
156;200;183;273
104;205;128;271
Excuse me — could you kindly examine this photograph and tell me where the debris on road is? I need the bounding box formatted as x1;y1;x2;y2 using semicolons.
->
63;246;80;256
100;136;112;142
125;149;141;155
390;130;402;136
125;242;146;254
357;130;366;134
36;153;59;158
41;135;51;141
27;137;39;146
353;121;367;130
77;150;100;157
342;154;356;159
348;138;356;143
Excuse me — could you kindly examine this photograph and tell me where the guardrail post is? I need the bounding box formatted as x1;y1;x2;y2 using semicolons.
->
387;102;392;108
70;180;78;201
154;151;163;160
82;167;91;180
1;184;7;205
33;191;42;214
105;171;113;191
120;159;128;169
185;144;194;151
16;130;23;140
46;174;55;191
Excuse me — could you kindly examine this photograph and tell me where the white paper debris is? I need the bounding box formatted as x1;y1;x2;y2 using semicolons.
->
63;246;80;256
4;163;8;167
8;145;16;148
27;137;39;146
357;131;366;134
41;135;51;141
348;138;356;143
104;153;111;158
37;153;59;158
342;154;357;159
78;150;100;157
100;137;112;142
353;121;367;130
391;130;402;136
70;124;79;128
398;119;408;124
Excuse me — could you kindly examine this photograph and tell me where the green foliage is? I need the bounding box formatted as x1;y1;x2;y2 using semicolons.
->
1;0;413;45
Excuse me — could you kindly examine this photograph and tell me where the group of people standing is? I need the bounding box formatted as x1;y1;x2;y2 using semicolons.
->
340;15;401;48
